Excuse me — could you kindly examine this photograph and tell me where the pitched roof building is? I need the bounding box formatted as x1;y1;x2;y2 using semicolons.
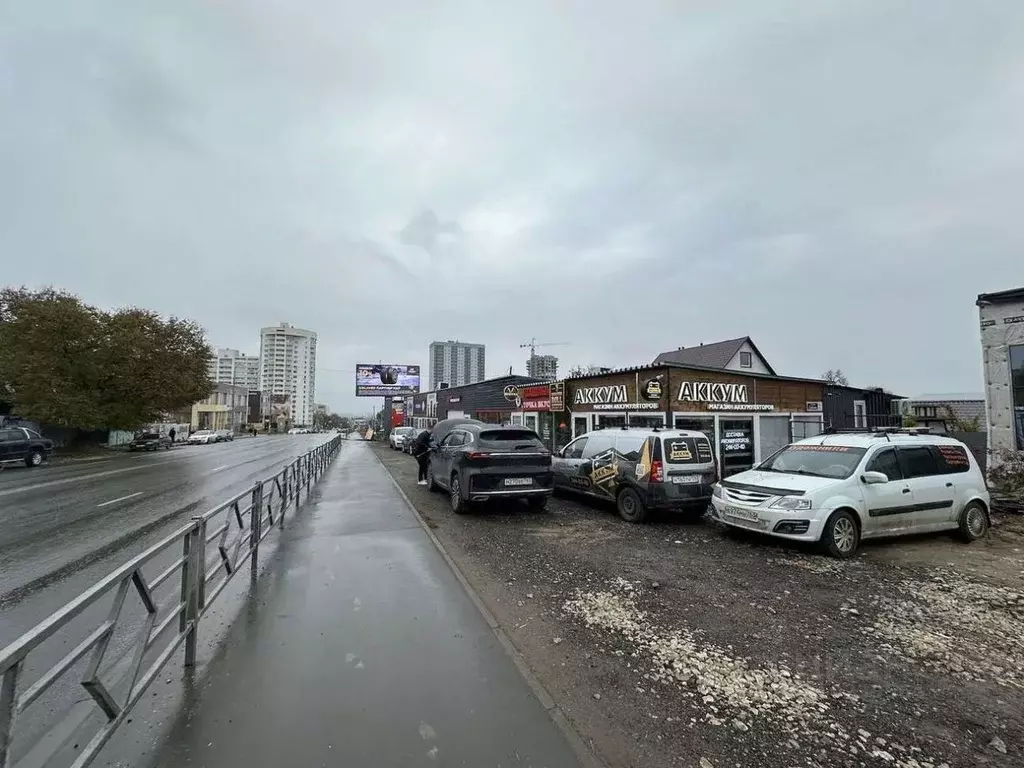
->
653;337;776;376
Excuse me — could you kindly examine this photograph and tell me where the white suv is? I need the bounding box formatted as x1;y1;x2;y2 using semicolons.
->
710;431;990;558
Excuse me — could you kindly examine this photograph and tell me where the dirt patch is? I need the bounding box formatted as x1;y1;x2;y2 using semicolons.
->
372;442;1024;768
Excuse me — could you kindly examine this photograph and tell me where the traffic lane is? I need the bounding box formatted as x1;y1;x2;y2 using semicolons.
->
0;436;316;550
2;438;344;768
0;436;332;603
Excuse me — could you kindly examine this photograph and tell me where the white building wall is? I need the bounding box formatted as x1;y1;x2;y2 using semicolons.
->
210;348;261;390
259;323;317;427
724;341;773;375
980;299;1024;457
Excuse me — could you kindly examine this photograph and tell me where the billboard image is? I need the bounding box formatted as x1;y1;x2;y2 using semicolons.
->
356;363;421;397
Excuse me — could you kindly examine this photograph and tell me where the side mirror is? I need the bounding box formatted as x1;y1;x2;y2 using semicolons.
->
861;471;889;485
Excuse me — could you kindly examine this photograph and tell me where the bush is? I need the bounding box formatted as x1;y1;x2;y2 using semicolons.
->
988;448;1024;500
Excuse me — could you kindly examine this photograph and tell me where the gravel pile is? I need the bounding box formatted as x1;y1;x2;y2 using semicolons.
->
863;570;1024;689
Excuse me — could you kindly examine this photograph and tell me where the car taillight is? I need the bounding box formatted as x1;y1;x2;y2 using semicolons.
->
650;460;664;483
465;452;489;461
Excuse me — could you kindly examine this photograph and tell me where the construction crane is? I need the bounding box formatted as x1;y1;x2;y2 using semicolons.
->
519;338;570;358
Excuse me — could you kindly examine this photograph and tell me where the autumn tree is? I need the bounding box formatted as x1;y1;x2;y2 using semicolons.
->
0;287;213;429
821;368;850;387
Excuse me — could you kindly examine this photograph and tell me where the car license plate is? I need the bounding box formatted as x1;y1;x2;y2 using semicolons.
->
504;478;533;486
671;475;700;485
724;505;758;521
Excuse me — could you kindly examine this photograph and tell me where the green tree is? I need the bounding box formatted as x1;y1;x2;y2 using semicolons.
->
0;287;212;429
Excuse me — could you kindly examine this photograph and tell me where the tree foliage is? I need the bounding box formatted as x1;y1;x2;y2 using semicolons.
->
568;364;607;378
821;368;850;387
312;411;351;431
0;287;213;430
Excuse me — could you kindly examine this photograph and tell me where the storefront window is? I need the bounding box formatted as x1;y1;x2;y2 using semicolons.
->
791;415;823;440
627;414;665;428
719;418;754;477
759;415;790;462
675;416;714;444
595;414;626;429
1011;345;1024;449
573;415;589;438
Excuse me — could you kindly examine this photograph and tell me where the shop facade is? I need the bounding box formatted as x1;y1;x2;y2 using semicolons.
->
560;364;897;477
403;375;545;429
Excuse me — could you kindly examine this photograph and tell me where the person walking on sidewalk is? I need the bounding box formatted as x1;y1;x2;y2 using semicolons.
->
412;429;432;486
168;427;176;444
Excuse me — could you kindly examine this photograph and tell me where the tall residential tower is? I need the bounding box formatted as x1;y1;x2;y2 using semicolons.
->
208;348;261;391
259;323;317;426
428;340;485;389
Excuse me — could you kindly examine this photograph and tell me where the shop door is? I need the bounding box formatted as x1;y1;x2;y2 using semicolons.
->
524;413;539;434
573;415;590;437
719;418;755;477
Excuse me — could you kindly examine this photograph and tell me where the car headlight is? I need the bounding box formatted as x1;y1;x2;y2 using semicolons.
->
712;484;723;499
771;497;812;511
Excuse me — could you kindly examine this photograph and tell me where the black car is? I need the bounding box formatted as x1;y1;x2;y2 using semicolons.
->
129;432;172;451
426;424;553;514
0;426;55;468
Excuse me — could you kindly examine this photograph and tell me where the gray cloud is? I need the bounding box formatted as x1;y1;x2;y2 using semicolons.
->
1;1;1022;413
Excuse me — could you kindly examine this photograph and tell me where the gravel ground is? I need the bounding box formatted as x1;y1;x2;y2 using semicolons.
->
372;443;1024;768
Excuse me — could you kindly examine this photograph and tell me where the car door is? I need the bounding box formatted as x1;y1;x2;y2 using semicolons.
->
0;429;17;462
6;428;30;462
433;431;465;487
553;436;588;491
860;446;913;534
579;433;617;499
896;445;955;529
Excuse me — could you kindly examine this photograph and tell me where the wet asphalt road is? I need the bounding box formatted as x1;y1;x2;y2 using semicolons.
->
0;434;336;765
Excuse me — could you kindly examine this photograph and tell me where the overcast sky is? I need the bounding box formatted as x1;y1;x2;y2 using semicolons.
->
2;2;1022;414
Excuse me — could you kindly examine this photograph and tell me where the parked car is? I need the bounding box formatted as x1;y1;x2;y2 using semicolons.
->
0;426;55;468
215;429;235;442
187;430;219;445
129;432;172;451
553;427;717;523
389;427;415;450
709;430;991;558
426;424;553;514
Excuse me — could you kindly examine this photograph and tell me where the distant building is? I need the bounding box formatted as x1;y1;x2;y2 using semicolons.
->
259;323;317;427
429;340;485;390
209;348;261;390
894;394;986;433
526;354;558;381
977;287;1024;455
653;337;775;376
190;383;249;432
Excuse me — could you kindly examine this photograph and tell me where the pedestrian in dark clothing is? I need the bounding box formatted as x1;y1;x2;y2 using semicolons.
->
169;427;176;444
412;430;432;485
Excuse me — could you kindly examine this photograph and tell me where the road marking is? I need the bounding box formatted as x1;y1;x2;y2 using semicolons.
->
0;463;174;499
96;491;144;508
209;465;229;474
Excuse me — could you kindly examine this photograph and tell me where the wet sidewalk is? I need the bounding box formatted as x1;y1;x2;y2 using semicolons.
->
147;441;584;768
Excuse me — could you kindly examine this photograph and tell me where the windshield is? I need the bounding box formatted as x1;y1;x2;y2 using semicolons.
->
757;444;867;479
138;433;160;439
194;430;212;436
395;427;414;435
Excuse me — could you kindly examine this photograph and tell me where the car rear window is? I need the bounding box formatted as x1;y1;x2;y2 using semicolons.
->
139;433;160;439
479;430;545;449
662;437;713;464
934;444;971;474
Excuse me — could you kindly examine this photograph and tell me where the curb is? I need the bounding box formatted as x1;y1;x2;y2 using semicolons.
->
370;445;604;768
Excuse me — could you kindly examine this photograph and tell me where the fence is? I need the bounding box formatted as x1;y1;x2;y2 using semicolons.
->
0;435;343;768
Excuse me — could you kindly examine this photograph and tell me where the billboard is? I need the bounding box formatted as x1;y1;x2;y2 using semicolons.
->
356;363;421;397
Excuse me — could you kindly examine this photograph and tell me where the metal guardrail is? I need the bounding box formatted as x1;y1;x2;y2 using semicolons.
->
0;435;344;768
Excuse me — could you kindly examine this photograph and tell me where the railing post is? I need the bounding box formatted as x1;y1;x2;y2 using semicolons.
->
279;471;287;529
180;517;206;668
250;482;263;579
0;660;23;768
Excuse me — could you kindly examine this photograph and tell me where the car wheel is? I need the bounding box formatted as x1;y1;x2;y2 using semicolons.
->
820;509;860;558
26;450;44;468
450;474;471;515
616;487;648;523
957;501;988;543
527;495;548;511
426;463;439;492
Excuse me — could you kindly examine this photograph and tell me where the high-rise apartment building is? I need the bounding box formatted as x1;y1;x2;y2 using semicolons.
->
208;348;261;391
259;323;317;427
429;340;485;390
526;354;558;381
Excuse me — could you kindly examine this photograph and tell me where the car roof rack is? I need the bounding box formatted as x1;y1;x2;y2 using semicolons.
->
821;426;933;442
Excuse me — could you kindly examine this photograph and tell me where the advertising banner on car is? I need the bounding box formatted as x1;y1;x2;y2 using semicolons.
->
356;364;421;397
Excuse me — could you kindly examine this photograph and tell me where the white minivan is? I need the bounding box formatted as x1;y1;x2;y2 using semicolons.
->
710;431;990;557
